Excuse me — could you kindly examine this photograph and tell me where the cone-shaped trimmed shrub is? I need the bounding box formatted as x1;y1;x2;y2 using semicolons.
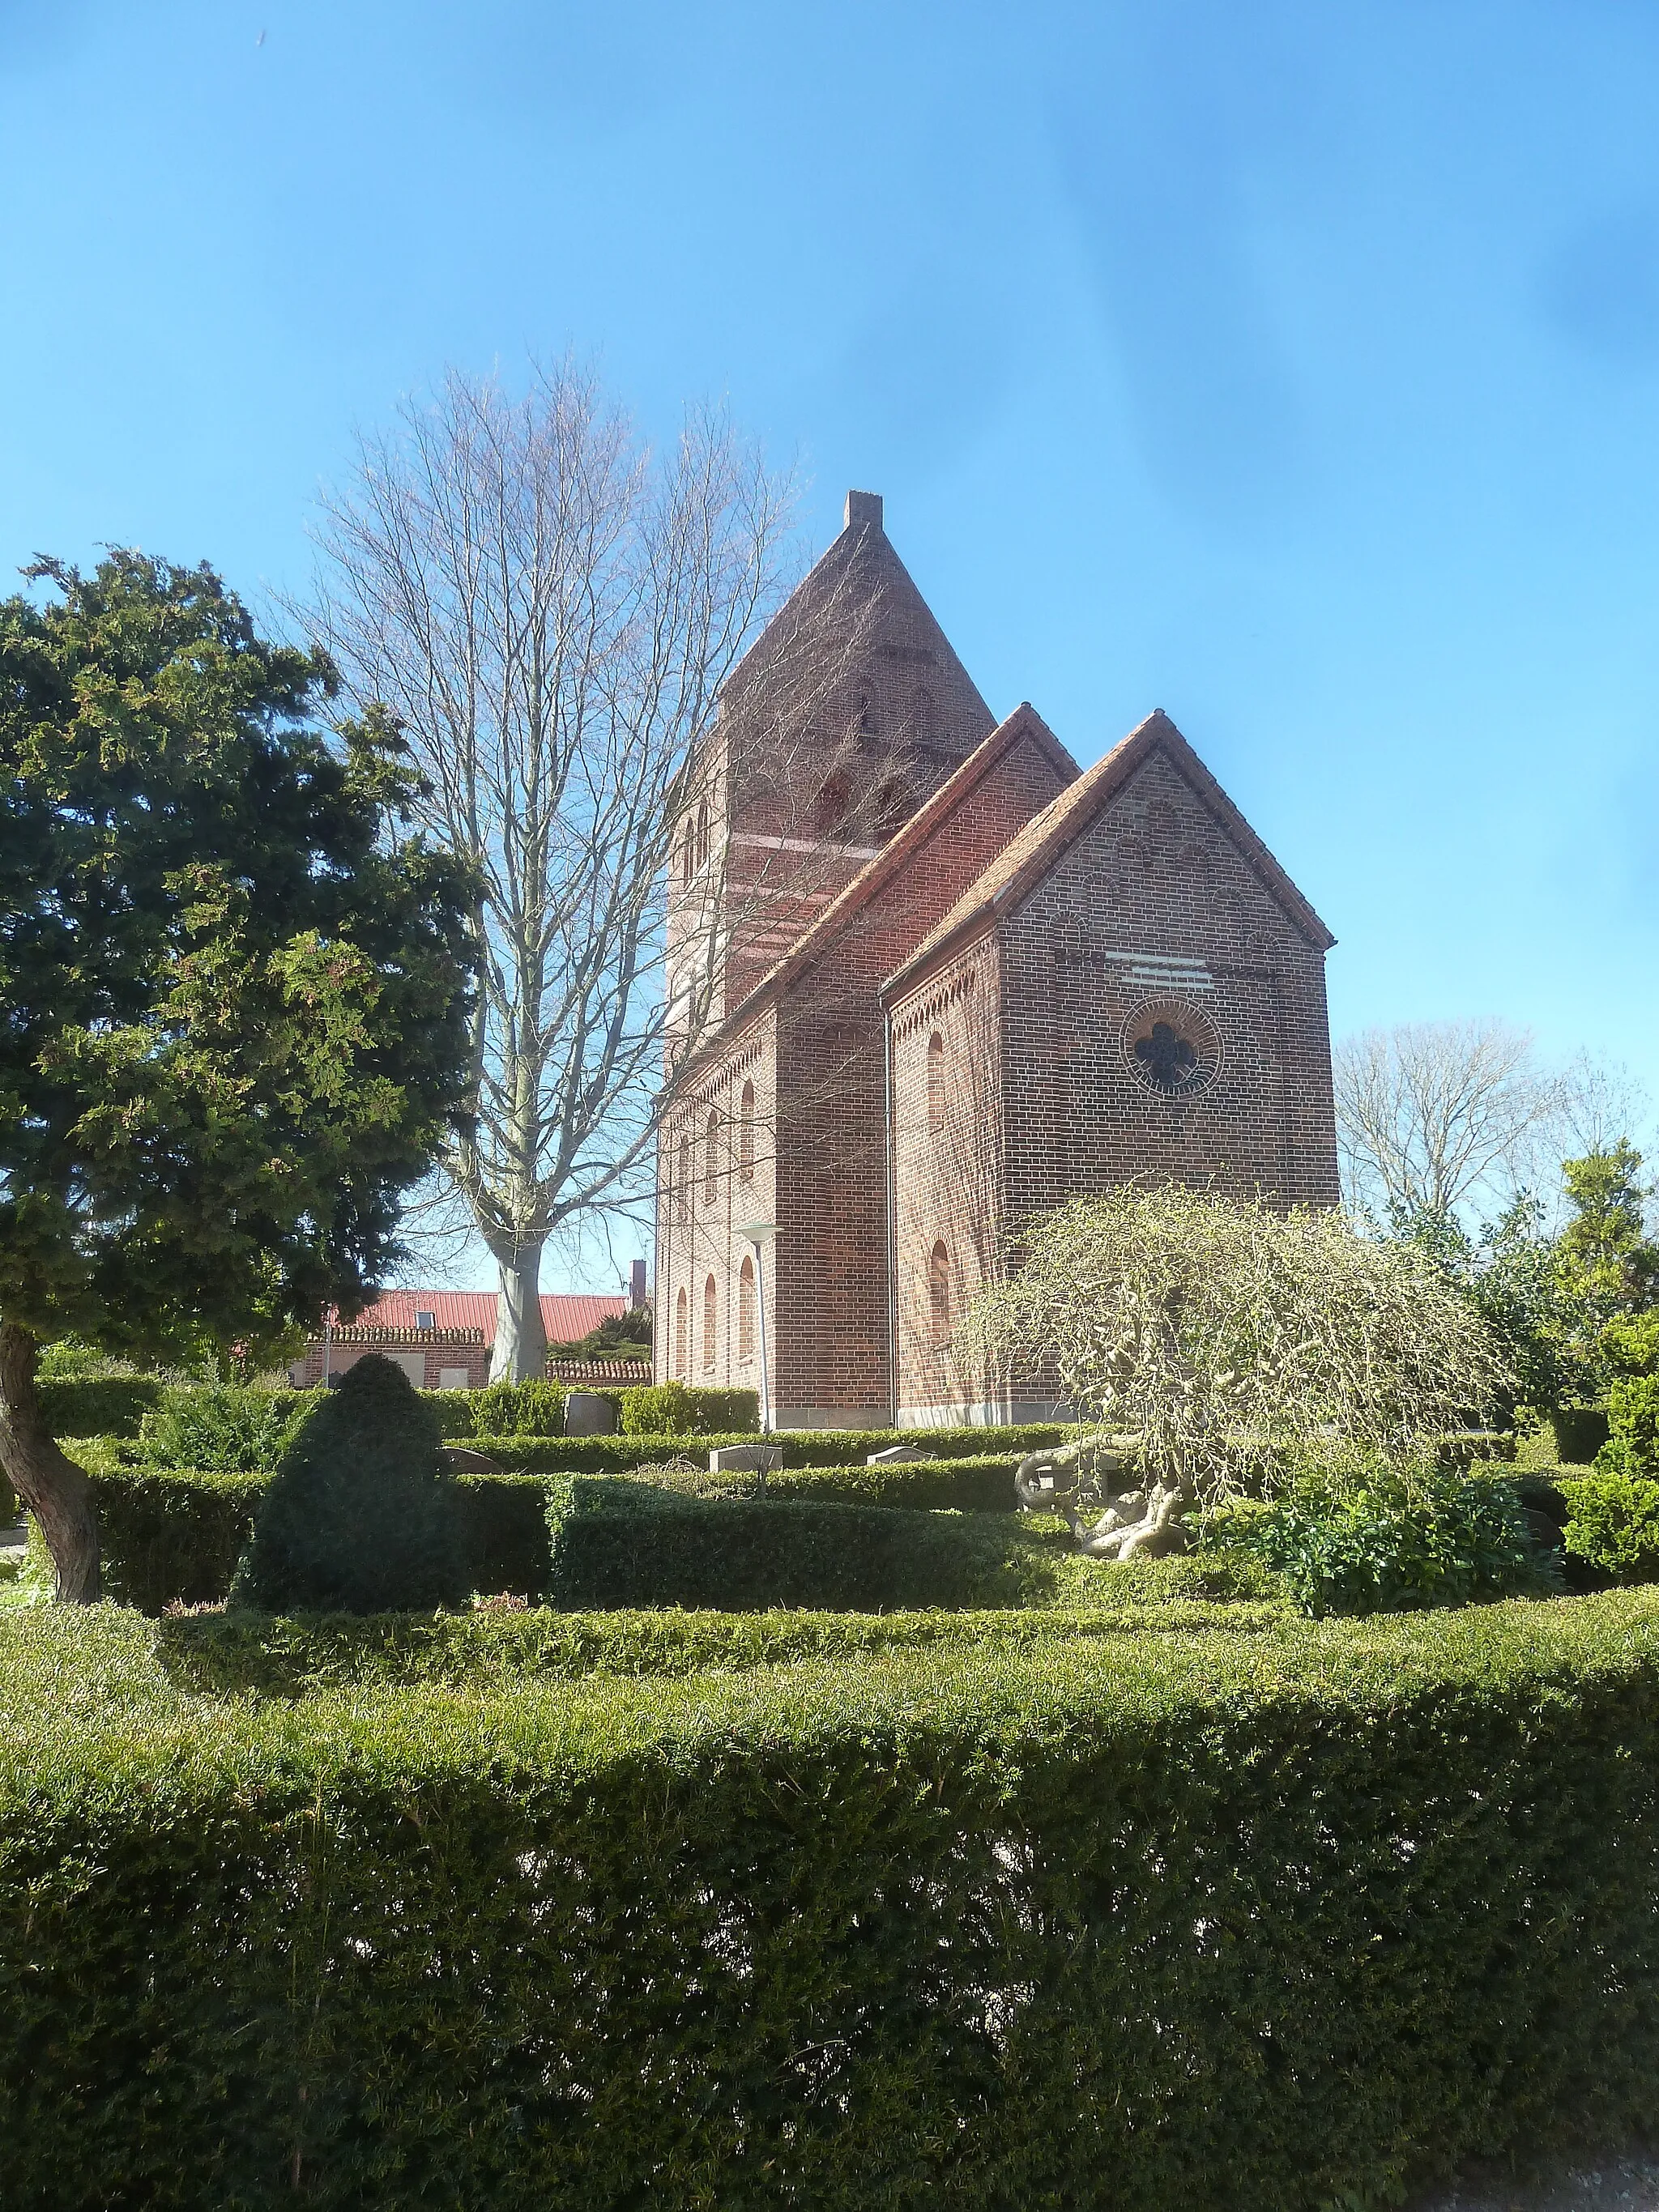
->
232;1355;468;1613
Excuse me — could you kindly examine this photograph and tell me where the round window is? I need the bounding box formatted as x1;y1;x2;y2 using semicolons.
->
1122;996;1222;1098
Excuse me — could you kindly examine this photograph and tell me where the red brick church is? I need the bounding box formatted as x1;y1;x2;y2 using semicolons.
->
655;492;1339;1428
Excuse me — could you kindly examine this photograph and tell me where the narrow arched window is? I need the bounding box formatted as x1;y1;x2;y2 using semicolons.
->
677;1135;692;1225
674;1287;689;1379
680;822;693;887
738;1254;757;1361
929;1240;951;1345
738;1080;756;1183
703;1109;719;1205
702;1273;718;1371
927;1033;945;1132
696;799;710;873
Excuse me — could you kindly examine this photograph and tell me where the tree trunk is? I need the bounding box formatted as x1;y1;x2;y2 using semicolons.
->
489;1247;548;1383
0;1321;100;1602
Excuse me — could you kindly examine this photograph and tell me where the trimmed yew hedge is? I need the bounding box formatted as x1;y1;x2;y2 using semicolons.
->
471;1422;1069;1475
70;1451;1048;1611
36;1374;164;1438
155;1593;1290;1698
542;1477;1096;1612
6;1592;1659;2210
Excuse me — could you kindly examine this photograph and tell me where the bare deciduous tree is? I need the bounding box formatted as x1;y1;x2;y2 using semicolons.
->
1333;1020;1566;1221
306;361;811;1379
958;1185;1508;1549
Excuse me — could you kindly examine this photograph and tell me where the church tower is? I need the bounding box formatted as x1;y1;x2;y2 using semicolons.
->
666;492;996;1035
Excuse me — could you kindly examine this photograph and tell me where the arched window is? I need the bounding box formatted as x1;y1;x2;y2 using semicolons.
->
703;1108;719;1206
738;1254;757;1361
695;799;710;873
674;1287;689;1379
927;1033;945;1132
677;1135;692;1225
929;1240;952;1345
680;821;694;887
738;1080;756;1183
702;1273;718;1371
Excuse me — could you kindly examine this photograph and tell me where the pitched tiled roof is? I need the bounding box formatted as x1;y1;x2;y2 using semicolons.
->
881;709;1337;1000
329;1291;629;1345
721;492;995;748
680;703;1080;1071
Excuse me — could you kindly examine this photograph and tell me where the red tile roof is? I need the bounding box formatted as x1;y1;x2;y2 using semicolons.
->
330;1291;629;1345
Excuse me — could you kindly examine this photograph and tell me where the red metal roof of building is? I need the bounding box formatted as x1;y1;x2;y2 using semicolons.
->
331;1290;629;1345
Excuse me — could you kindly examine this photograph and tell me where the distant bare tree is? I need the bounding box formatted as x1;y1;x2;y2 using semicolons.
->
305;361;808;1379
1334;1020;1565;1221
1551;1052;1653;1168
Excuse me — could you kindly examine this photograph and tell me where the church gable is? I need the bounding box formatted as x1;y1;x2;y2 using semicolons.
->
883;710;1333;1005
992;723;1341;1221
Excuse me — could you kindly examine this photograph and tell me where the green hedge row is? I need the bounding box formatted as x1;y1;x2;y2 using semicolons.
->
541;1477;1129;1613
36;1374;164;1438
156;1595;1291;1698
608;1452;1021;1514
467;1422;1068;1475
8;1592;1659;2209
64;1462;1269;1615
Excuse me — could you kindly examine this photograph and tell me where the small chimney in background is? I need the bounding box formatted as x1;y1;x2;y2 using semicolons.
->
844;488;883;532
629;1259;646;1311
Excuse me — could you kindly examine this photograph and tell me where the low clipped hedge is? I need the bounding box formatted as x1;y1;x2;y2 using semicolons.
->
623;1453;1021;1515
62;1464;540;1615
36;1374;164;1439
540;1479;1276;1613
156;1596;1291;1698
66;1460;1261;1613
471;1422;1069;1477
8;1592;1659;2210
544;1478;1033;1611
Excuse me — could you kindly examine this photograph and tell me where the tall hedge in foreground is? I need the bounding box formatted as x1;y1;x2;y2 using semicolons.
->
234;1357;467;1613
5;1593;1659;2210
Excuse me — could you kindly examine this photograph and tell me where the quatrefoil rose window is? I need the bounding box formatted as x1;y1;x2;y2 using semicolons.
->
1122;997;1222;1098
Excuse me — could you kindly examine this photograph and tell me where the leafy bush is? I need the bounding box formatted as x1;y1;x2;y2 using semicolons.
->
1606;1375;1659;1479
233;1356;469;1613
138;1385;308;1473
617;1381;758;1435
463;1377;568;1436
10;1592;1659;2209
1603;1311;1659;1379
1203;1455;1559;1617
1559;1473;1659;1583
35;1374;164;1440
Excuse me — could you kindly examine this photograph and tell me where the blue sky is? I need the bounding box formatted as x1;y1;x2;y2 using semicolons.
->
2;1;1656;1285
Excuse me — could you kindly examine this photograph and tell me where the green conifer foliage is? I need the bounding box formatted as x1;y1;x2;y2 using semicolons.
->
233;1356;467;1613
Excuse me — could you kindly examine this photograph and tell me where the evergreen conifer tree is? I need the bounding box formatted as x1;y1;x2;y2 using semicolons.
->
233;1355;468;1613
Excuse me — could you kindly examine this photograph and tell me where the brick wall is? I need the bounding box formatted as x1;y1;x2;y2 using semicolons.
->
889;940;1006;1426
655;716;1071;1427
886;741;1340;1423
288;1336;491;1391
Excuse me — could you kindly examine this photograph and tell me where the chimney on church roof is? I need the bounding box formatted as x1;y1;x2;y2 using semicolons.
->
844;488;883;533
